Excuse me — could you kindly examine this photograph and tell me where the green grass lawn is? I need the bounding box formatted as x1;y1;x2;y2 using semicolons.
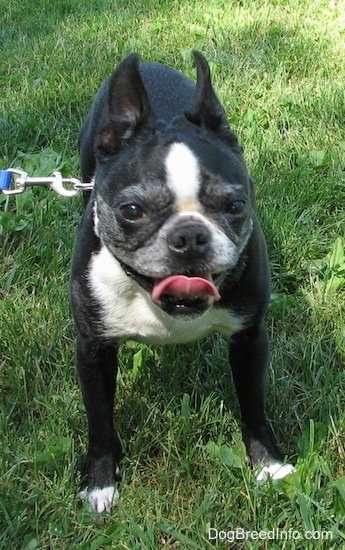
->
1;0;344;548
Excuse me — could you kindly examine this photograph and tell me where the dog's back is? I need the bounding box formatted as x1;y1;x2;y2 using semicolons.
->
140;62;195;121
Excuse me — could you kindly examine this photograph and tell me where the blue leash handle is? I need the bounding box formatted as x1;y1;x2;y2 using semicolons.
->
0;170;13;191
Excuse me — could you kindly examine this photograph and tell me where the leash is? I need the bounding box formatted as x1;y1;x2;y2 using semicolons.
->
0;168;93;197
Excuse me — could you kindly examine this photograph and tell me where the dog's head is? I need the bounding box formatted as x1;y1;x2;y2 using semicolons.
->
92;52;254;317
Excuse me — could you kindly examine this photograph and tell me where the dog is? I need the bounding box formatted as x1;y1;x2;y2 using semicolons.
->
70;51;294;513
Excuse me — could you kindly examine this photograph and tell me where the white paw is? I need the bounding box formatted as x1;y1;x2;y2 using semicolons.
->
256;462;296;482
78;486;120;513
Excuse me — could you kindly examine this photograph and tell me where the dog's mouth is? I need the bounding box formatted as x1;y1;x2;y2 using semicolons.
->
122;263;223;316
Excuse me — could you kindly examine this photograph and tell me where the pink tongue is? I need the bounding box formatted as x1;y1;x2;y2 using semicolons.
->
151;275;220;305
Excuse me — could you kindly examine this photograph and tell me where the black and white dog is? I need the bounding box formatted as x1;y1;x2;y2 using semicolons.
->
70;51;294;513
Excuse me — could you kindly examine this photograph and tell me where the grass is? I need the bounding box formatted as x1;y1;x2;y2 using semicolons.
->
0;0;344;548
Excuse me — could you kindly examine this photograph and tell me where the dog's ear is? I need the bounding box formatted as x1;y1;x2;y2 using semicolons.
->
96;53;154;157
185;51;242;154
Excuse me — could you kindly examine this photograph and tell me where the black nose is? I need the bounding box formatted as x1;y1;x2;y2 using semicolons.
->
167;221;211;258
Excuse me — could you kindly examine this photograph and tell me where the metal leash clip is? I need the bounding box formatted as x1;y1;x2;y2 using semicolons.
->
0;169;94;197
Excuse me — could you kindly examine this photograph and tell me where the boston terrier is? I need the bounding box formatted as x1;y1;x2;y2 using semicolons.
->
70;51;294;513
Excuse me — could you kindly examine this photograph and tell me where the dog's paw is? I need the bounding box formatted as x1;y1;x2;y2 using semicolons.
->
78;486;120;513
256;462;295;482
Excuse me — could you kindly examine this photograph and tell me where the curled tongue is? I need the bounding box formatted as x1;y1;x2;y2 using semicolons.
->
151;275;220;305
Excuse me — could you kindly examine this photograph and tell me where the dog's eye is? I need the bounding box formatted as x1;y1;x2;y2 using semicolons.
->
227;200;246;216
120;203;146;222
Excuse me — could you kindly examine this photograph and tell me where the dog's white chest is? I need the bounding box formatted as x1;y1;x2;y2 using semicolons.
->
88;246;244;344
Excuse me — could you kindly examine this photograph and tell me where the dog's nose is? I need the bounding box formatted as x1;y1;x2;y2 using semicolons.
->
167;221;211;258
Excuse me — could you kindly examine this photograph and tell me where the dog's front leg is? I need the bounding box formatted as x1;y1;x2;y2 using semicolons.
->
76;335;121;512
229;323;294;480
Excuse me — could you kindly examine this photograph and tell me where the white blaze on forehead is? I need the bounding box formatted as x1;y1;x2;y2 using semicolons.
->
165;142;201;212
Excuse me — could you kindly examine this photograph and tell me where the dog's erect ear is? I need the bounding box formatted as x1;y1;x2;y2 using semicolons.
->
185;51;242;154
96;53;154;157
